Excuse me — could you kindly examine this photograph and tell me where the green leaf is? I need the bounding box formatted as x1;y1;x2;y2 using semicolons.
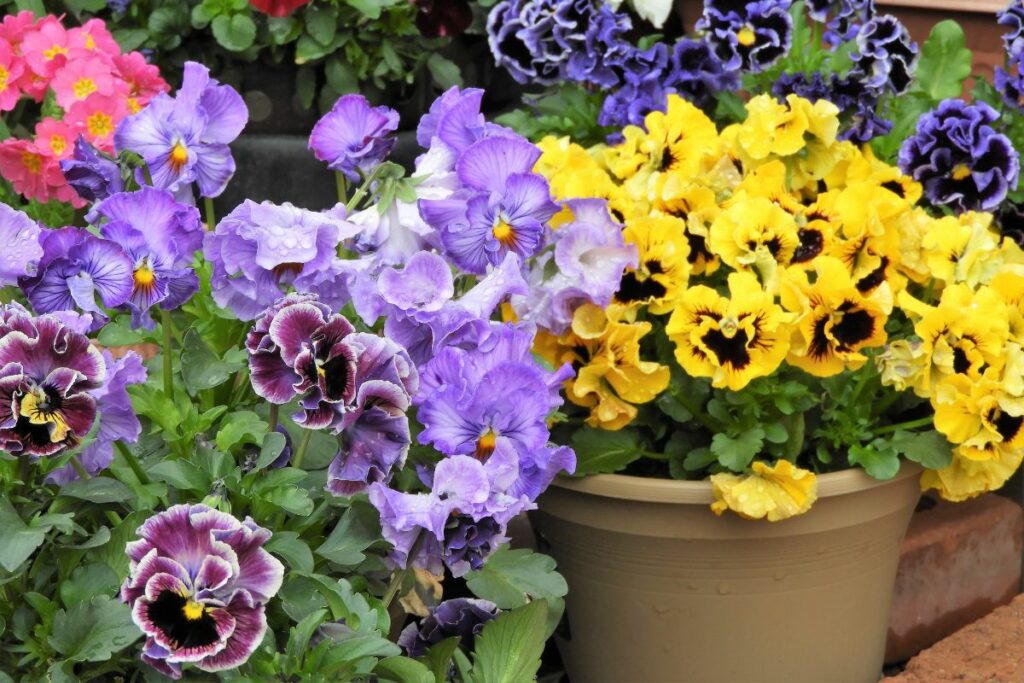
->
890;429;953;470
149;459;210;492
14;0;46;18
216;410;268;451
374;656;434;683
345;0;395;20
423;637;461;683
286;608;328;664
848;440;901;480
569;427;643;475
470;601;548;683
96;317;149;347
266;531;315;574
260;485;314;515
316;503;381;567
465;548;567;611
255;430;287;471
49;595;141;662
59;564;120;608
180;328;244;394
711;428;765;472
914;20;972;102
93;511;149;577
426;54;462;90
267;16;302;44
113;28;151;53
326;55;360;95
0;497;48;572
296;66;317;109
212;13;257;52
305;4;339;45
763;422;788;444
58;476;134;504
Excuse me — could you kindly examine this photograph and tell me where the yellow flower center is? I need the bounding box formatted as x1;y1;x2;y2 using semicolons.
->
492;219;515;247
43;44;68;60
19;388;70;443
719;316;740;339
737;27;756;47
182;599;205;621
50;135;66;156
0;66;8;91
21;151;41;174
134;260;156;291
73;77;97;100
951;164;972;181
170;142;189;172
127;97;141;114
87;111;113;138
475;430;498;460
85;34;96;50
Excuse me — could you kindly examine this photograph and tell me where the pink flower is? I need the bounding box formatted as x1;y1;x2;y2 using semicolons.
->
66;93;129;152
68;19;121;59
34;118;76;161
0;39;24;112
0;138;64;203
0;11;38;54
114;52;169;113
21;16;70;79
51;56;121;109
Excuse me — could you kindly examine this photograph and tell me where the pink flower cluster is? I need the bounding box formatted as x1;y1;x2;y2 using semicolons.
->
0;13;169;207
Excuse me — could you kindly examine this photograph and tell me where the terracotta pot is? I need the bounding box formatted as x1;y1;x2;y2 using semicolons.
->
533;463;923;683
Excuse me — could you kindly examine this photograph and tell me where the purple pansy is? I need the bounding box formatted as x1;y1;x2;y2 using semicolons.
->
0;307;105;457
697;0;793;74
19;227;134;331
996;0;1024;110
114;61;247;199
807;0;874;43
48;350;146;484
308;94;399;182
419;135;558;275
120;504;284;679
0;204;43;287
564;3;633;88
204;200;358;321
88;187;203;328
60;136;123;203
398;598;500;658
848;14;917;95
898;99;1020;213
487;0;590;86
667;38;741;111
513;198;638;335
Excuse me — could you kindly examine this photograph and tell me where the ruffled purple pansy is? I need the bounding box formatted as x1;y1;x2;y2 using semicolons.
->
398;598;500;658
0;203;43;288
848;14;917;95
487;0;588;86
308;94;399;183
0;308;105;457
697;0;793;74
667;38;741;111
60;136;123;203
120;504;284;680
996;0;1024;110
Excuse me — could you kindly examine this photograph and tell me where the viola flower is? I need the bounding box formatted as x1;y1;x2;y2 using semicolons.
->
487;0;586;86
615;215;692;314
0;311;105;457
121;504;284;679
66;93;130;152
90;187;203;327
21;16;70;79
115;61;247;199
0;204;42;287
249;0;311;17
308;94;399;182
48;350;146;484
60;136;124;202
666;271;791;391
205;200;357;320
921;442;1023;502
666;38;740;111
772;71;891;143
697;0;793;74
898;99;1020;213
19;227;134;330
598;43;674;131
709;196;800;289
419;135;558;275
996;0;1024;110
50;56;121;109
849;15;917;95
807;0;874;43
398;598;500;658
710;460;818;521
0;38;24;112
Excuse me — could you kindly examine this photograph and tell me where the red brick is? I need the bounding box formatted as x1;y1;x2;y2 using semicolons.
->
884;594;1024;683
885;494;1023;663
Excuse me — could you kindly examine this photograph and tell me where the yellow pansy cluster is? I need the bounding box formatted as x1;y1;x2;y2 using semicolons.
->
535;92;1024;518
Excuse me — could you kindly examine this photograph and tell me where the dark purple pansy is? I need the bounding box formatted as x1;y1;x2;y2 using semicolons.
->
60;136;123;203
121;504;284;679
0;308;105;457
18;227;134;332
487;0;592;86
564;2;633;89
667;38;741;111
308;94;399;183
697;0;793;74
807;0;874;44
848;14;917;95
898;99;1020;213
398;598;500;657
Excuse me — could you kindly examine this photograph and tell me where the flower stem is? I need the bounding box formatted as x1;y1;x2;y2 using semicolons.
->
292;429;313;470
267;404;279;432
204;196;216;231
345;166;384;213
874;416;934;436
141;163;154;187
115;440;149;485
335;171;348;205
160;309;175;401
382;530;427;609
70;456;91;481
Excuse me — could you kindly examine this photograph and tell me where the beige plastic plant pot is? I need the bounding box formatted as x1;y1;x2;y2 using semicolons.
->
533;463;923;683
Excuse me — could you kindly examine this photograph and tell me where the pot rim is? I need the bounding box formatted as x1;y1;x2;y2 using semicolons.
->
551;463;923;505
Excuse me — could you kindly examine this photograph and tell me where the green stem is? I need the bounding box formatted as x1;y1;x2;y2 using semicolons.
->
141;164;154;187
70;456;91;481
345;166;384;213
104;510;123;526
382;530;426;609
204;196;216;231
292;429;313;470
335;171;348;205
115;440;150;485
267;404;279;432
161;309;175;402
874;416;934;436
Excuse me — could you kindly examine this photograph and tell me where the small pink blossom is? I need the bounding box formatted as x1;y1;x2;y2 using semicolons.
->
66;93;129;152
114;52;170;112
51;56;121;109
0;138;66;203
34;118;77;161
0;39;24;112
21;16;70;78
68;19;121;59
0;11;38;54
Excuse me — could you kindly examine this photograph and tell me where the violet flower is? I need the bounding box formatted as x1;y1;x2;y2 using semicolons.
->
59;136;123;203
0;204;42;287
697;0;793;74
121;504;284;679
114;61;247;199
564;3;633;89
19;228;134;331
0;308;105;457
849;14;917;95
204;200;358;320
667;38;741;111
48;350;146;484
487;0;592;86
996;0;1024;110
308;94;399;182
807;0;874;43
898;99;1020;213
398;598;500;658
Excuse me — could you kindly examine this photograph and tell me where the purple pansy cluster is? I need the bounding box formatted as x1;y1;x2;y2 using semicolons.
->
996;0;1024;110
899;99;1020;213
120;504;284;679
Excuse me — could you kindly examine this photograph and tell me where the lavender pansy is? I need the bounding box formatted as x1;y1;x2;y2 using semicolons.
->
848;14;917;95
898;99;1020;213
0;308;105;457
697;0;793;74
115;61;247;199
308;94;399;182
0;204;42;287
120;505;284;679
398;598;500;658
60;136;123;203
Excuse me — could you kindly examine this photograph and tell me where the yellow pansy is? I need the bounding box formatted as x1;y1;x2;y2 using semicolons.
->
652;176;721;276
780;257;889;377
709;196;799;291
932;373;1024;449
666;271;791;391
920;445;1024;502
892;207;937;284
990;270;1024;342
710;459;818;521
921;212;1003;287
641;94;722;178
876;339;930;396
616;215;691;314
828;232;903;310
535;135;621;204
